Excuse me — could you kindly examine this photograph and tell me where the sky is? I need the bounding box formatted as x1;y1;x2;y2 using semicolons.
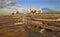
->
0;0;60;13
19;0;60;9
10;0;60;10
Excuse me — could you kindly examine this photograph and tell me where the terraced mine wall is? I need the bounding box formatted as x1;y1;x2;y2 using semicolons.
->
0;13;60;37
26;13;60;37
0;14;28;37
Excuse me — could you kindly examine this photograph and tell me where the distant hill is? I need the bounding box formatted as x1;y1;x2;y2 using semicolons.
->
42;8;60;13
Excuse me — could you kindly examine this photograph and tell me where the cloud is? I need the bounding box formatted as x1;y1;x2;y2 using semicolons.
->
0;0;21;9
7;0;21;10
7;0;21;6
0;0;7;8
0;0;21;14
